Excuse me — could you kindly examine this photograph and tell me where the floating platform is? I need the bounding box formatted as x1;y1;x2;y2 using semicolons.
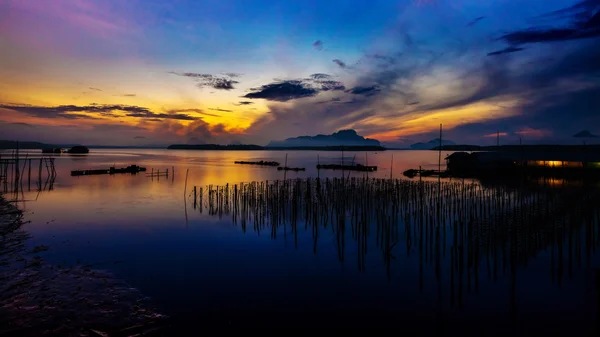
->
71;165;147;176
317;164;377;172
403;169;449;178
234;161;280;167
277;167;306;172
71;169;108;176
110;165;146;174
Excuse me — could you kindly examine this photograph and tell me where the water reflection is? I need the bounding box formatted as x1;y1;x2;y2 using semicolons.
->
2;149;598;334
188;177;600;333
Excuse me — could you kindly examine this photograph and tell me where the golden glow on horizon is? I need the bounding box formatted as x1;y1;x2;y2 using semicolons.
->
1;47;523;143
365;99;520;141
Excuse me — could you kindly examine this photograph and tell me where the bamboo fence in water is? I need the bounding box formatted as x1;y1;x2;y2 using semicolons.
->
187;177;600;301
0;148;57;198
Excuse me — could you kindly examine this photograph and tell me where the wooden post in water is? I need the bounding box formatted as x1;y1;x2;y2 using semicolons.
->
172;166;175;182
184;168;189;198
38;158;43;189
284;153;288;180
14;143;19;190
200;187;203;211
438;123;442;177
193;186;197;208
365;152;369;179
390;154;393;180
28;158;31;191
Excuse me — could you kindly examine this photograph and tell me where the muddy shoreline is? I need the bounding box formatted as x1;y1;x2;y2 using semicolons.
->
0;197;168;337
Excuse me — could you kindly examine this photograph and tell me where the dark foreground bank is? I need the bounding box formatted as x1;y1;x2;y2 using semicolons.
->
0;197;167;337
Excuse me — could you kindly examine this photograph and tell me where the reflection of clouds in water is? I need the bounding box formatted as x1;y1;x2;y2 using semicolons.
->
18;149;454;230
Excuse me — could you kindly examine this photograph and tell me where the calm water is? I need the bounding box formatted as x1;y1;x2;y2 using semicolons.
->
4;149;600;335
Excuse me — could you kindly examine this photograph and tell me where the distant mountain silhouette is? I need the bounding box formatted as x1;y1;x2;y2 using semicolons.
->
410;138;456;150
0;140;57;149
573;130;598;138
267;129;380;147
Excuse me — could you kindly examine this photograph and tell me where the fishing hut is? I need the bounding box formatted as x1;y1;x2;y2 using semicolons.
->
445;150;600;177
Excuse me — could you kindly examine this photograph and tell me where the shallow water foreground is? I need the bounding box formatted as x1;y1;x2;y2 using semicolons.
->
0;198;167;336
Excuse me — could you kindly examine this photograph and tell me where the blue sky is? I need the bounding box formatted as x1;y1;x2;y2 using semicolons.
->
0;0;598;146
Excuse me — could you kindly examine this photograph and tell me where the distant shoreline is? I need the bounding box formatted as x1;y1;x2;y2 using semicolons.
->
167;144;387;151
5;140;599;153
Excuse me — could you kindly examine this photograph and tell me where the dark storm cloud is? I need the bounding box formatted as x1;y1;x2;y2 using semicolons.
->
244;81;319;101
234;101;254;106
243;74;345;102
502;28;600;44
540;0;600;23
348;86;380;96
0;103;202;121
499;1;600;45
168;71;240;90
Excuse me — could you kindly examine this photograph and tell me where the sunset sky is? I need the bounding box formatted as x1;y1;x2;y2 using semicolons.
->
1;0;599;146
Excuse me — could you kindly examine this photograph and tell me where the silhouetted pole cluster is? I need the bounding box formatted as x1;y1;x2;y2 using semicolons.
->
0;145;56;197
185;176;600;293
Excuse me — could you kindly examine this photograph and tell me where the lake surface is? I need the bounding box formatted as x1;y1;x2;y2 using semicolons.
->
3;149;600;335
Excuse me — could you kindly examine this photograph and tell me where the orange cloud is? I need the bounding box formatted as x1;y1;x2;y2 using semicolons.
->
483;132;509;138
515;127;551;138
365;98;521;140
